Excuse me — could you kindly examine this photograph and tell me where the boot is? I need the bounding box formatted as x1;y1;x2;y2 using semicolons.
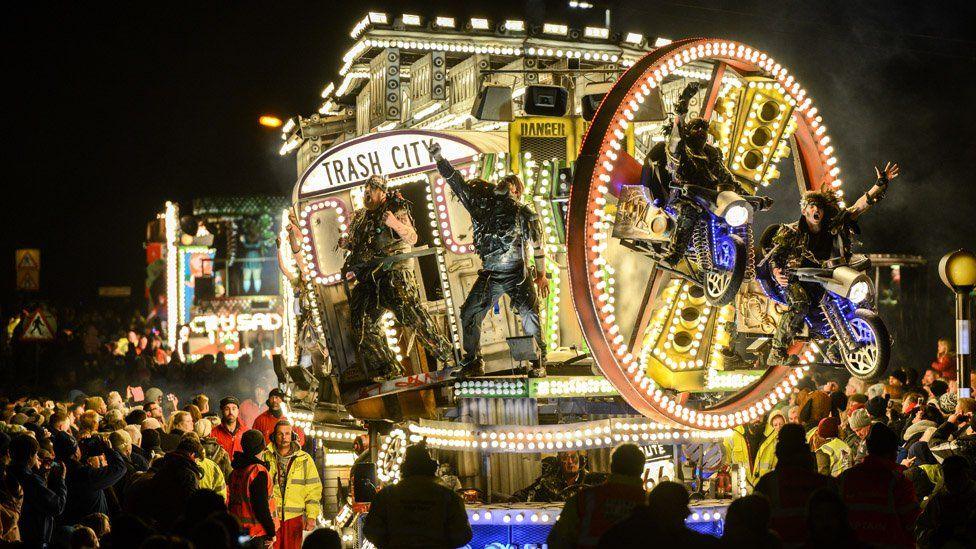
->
767;346;798;367
460;356;485;378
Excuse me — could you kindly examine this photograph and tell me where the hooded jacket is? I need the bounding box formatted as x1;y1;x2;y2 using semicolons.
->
60;447;127;525
228;453;277;537
262;441;321;522
363;472;472;549
201;436;232;479
123;450;202;530
752;410;786;482
10;463;66;546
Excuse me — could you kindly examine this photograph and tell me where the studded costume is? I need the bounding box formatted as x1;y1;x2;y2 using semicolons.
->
662;83;740;264
341;182;453;380
433;155;548;374
766;173;892;360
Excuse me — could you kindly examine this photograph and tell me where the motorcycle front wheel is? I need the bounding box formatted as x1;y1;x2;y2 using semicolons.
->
840;308;891;381
704;234;747;306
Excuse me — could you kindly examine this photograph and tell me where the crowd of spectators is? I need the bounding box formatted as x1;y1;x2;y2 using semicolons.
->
3;303;974;548
0;385;339;548
1;304;278;411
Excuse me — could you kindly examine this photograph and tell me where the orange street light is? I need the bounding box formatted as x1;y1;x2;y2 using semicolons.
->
259;115;283;128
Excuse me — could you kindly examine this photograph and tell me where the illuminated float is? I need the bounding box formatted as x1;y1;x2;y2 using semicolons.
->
271;11;916;548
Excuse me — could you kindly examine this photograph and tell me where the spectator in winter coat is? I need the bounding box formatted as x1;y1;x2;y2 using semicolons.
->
597;482;720;549
251;389;305;447
213;397;247;458
915;455;976;547
54;431;125;526
194;419;232;479
837;423;919;548
9;433;66;546
123;436;202;530
363;443;471;549
228;430;278;546
754;424;833;547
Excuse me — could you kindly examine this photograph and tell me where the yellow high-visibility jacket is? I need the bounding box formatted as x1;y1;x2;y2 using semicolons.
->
197;457;227;499
263;443;322;522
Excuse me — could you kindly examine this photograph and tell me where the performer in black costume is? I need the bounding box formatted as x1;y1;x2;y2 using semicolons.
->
340;175;453;380
765;162;900;364
662;81;742;264
427;141;549;378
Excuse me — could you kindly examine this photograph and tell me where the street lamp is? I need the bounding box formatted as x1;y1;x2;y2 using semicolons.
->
938;249;976;397
259;115;283;128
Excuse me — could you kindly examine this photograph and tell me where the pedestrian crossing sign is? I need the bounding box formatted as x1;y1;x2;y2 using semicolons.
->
21;310;55;342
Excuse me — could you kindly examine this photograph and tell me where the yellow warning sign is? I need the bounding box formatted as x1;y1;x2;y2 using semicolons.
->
16;270;39;291
16;249;40;269
15;249;40;292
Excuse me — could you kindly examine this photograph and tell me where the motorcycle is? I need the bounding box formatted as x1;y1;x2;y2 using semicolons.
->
755;233;891;380
620;151;773;306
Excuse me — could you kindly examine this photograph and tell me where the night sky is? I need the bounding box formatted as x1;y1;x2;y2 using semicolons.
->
3;1;974;326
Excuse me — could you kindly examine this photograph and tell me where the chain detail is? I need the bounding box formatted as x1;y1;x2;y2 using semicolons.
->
821;301;854;352
693;221;713;271
740;224;755;280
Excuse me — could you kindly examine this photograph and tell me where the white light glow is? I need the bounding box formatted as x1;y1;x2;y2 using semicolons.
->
543;23;568;35
724;204;750;227
849;281;870;304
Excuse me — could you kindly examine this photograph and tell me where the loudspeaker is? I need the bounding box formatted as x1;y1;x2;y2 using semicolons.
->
286;366;313;390
272;354;288;384
581;82;613;121
524;85;568;116
471;85;513;121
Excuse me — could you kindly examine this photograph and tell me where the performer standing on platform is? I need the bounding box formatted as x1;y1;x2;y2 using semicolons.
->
340;174;454;381
427;141;549;378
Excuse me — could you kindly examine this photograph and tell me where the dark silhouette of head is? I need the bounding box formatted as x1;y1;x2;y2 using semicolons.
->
646;481;690;528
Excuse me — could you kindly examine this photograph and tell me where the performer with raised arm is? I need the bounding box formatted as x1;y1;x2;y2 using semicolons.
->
661;81;742;265
340;174;453;381
766;162;901;365
427;141;549;378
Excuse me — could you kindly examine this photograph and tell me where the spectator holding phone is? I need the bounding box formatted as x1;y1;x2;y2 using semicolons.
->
53;430;126;526
9;433;67;546
929;397;976;465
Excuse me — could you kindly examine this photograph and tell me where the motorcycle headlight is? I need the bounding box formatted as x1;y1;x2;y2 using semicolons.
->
849;280;870;304
724;204;750;227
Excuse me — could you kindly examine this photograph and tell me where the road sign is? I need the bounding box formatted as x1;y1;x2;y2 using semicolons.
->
16;270;39;291
15;249;40;291
21;310;56;342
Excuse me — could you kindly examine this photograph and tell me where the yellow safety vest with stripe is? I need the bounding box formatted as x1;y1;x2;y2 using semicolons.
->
197;457;227;499
919;463;943;491
722;427;752;484
751;430;778;482
817;438;851;477
263;444;323;522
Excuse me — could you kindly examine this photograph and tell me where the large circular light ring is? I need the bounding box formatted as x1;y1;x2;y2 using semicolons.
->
568;38;840;429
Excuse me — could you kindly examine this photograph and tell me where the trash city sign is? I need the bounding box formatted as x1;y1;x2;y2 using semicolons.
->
296;130;481;198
